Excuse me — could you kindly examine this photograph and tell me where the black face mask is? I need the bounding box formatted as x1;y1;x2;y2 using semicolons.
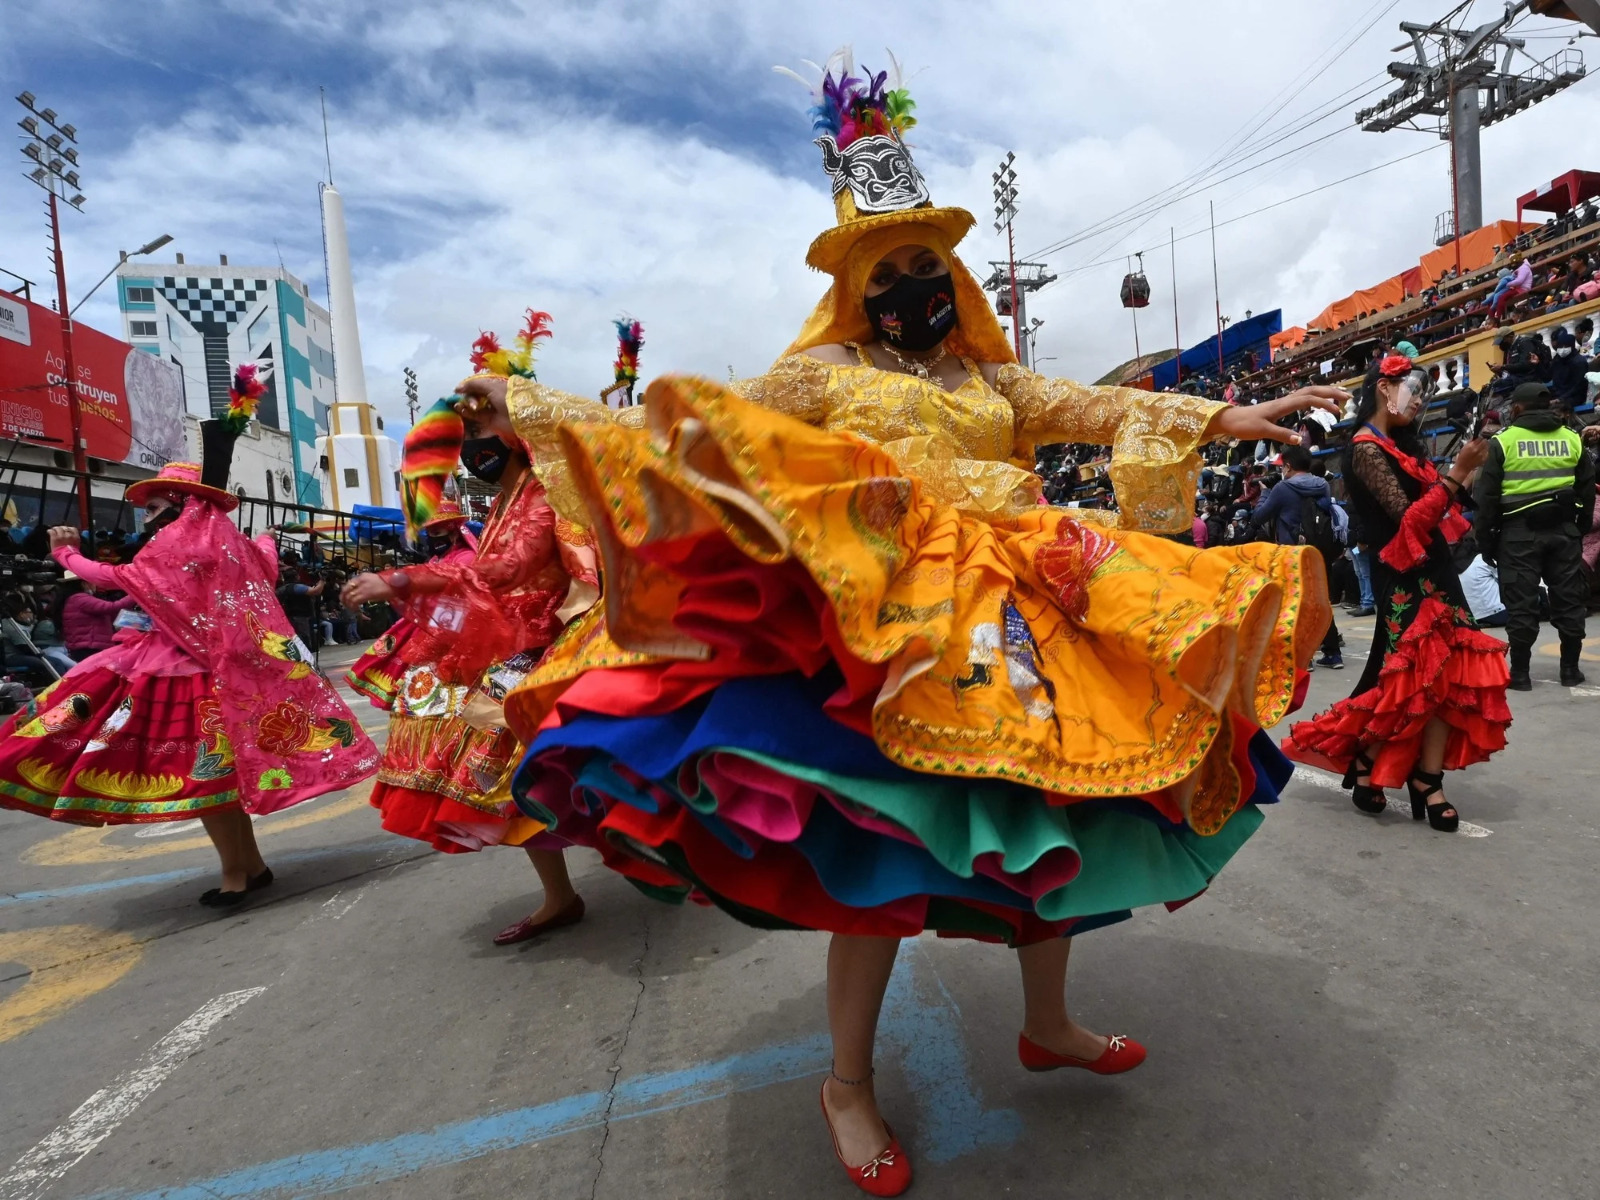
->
460;435;514;484
864;271;958;352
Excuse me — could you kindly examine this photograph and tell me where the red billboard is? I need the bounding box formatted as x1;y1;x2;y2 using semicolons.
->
0;289;186;470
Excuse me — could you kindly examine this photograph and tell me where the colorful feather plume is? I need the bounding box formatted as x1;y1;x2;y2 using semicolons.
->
223;363;268;434
400;398;465;537
775;48;916;150
613;319;643;392
469;308;553;379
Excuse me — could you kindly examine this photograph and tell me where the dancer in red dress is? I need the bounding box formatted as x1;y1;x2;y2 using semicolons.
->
1284;353;1512;830
341;314;599;945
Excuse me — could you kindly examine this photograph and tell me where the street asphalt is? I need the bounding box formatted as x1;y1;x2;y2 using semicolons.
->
2;621;1598;1200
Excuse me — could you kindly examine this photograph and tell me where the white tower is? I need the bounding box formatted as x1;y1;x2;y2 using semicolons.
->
319;182;368;407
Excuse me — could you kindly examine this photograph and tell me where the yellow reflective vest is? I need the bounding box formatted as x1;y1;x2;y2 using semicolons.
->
1494;424;1583;519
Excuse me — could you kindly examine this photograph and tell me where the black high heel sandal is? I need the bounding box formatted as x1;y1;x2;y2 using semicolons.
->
1343;749;1387;815
1406;769;1459;832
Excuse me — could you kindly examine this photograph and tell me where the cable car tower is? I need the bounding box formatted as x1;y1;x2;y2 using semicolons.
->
1355;1;1597;246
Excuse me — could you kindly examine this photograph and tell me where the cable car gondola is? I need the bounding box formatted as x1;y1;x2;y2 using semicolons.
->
1120;253;1151;309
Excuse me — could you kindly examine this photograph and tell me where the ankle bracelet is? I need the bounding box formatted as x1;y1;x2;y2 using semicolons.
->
829;1065;874;1087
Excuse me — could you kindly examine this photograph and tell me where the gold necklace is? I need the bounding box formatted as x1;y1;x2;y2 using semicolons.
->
882;343;947;380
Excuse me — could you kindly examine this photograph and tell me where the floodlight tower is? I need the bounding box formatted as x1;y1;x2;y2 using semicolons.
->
982;153;1057;369
1355;1;1595;252
16;91;92;527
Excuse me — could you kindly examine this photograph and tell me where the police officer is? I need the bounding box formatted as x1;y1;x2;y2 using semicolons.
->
1474;381;1595;690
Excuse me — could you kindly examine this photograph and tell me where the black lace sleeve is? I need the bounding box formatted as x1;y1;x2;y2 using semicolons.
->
1349;441;1413;525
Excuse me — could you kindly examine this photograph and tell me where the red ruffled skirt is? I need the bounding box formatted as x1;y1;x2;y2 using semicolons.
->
1283;596;1511;787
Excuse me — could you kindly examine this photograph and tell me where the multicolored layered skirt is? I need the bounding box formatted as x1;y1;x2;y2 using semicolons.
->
0;666;240;824
501;379;1330;944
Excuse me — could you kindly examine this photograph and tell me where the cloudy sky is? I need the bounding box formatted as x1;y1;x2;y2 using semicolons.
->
4;0;1599;429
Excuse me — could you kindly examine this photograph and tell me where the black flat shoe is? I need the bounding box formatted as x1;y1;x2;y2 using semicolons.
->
1406;769;1459;832
1344;749;1387;815
198;868;274;908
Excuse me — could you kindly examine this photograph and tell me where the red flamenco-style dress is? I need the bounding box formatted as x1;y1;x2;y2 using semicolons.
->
367;466;585;853
0;463;378;825
1283;429;1512;786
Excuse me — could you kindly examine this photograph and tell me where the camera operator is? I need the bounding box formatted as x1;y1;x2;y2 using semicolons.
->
276;562;326;650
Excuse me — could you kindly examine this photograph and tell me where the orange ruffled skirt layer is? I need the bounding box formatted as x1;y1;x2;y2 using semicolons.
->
1282;594;1511;788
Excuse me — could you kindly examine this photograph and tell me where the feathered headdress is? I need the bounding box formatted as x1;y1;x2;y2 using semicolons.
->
400;398;465;537
223;363;268;434
469;309;553;379
612;319;643;395
777;47;917;151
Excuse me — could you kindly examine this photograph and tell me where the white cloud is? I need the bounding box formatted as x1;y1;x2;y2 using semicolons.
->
4;0;1599;433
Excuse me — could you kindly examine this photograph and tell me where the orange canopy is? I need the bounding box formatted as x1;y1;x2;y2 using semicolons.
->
1269;326;1307;358
1302;219;1539;333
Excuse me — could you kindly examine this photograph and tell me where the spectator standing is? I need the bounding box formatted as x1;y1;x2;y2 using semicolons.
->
1250;443;1345;667
276;567;325;651
1548;326;1589;412
1475;381;1594;689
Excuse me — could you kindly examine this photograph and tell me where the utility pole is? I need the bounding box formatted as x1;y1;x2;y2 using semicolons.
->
402;367;418;424
1356;1;1588;244
16;91;91;529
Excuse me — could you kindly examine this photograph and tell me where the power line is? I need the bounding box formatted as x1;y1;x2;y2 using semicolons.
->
1023;0;1407;262
1044;141;1446;284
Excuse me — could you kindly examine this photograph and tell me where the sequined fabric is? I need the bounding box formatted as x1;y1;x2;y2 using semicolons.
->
736;352;1222;529
398;470;570;686
506;377;646;522
113;498;379;813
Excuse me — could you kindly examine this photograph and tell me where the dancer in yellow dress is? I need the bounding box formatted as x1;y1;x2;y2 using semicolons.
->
480;52;1339;1194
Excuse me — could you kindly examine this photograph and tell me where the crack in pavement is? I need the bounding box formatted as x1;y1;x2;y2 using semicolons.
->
589;909;649;1200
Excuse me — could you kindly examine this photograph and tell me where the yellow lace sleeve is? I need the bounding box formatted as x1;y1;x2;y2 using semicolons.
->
995;363;1227;534
732;354;831;425
506;377;629;524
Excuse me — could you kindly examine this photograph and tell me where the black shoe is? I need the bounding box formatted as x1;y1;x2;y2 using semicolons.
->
1508;643;1533;692
198;868;274;908
1407;768;1459;832
1344;749;1388;815
1317;653;1344;669
1348;606;1375;617
1560;638;1587;687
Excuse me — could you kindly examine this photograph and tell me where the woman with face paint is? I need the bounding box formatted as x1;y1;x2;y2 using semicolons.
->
492;54;1342;1193
0;367;379;906
1283;353;1509;832
341;314;620;947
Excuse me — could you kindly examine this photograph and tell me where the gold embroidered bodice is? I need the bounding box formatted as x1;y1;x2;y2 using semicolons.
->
506;352;1226;532
737;350;1225;530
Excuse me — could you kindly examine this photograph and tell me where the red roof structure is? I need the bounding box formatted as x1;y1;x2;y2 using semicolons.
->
1517;169;1600;223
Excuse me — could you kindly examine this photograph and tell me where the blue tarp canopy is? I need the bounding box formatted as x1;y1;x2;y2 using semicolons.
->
349;504;406;541
1149;309;1282;390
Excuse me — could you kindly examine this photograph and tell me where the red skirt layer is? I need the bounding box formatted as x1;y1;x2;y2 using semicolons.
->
0;668;240;824
1282;596;1511;787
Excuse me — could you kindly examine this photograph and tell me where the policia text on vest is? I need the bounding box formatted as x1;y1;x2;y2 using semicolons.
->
1474;396;1594;689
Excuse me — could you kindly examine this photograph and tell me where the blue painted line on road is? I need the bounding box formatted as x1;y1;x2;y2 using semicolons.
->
80;947;1019;1198
0;842;409;909
881;946;1022;1163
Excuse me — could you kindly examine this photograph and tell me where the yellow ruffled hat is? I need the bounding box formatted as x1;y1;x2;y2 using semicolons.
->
778;49;1014;364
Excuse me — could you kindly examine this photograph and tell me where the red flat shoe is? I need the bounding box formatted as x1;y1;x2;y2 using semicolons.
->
1018;1031;1147;1075
819;1083;913;1197
492;896;585;946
